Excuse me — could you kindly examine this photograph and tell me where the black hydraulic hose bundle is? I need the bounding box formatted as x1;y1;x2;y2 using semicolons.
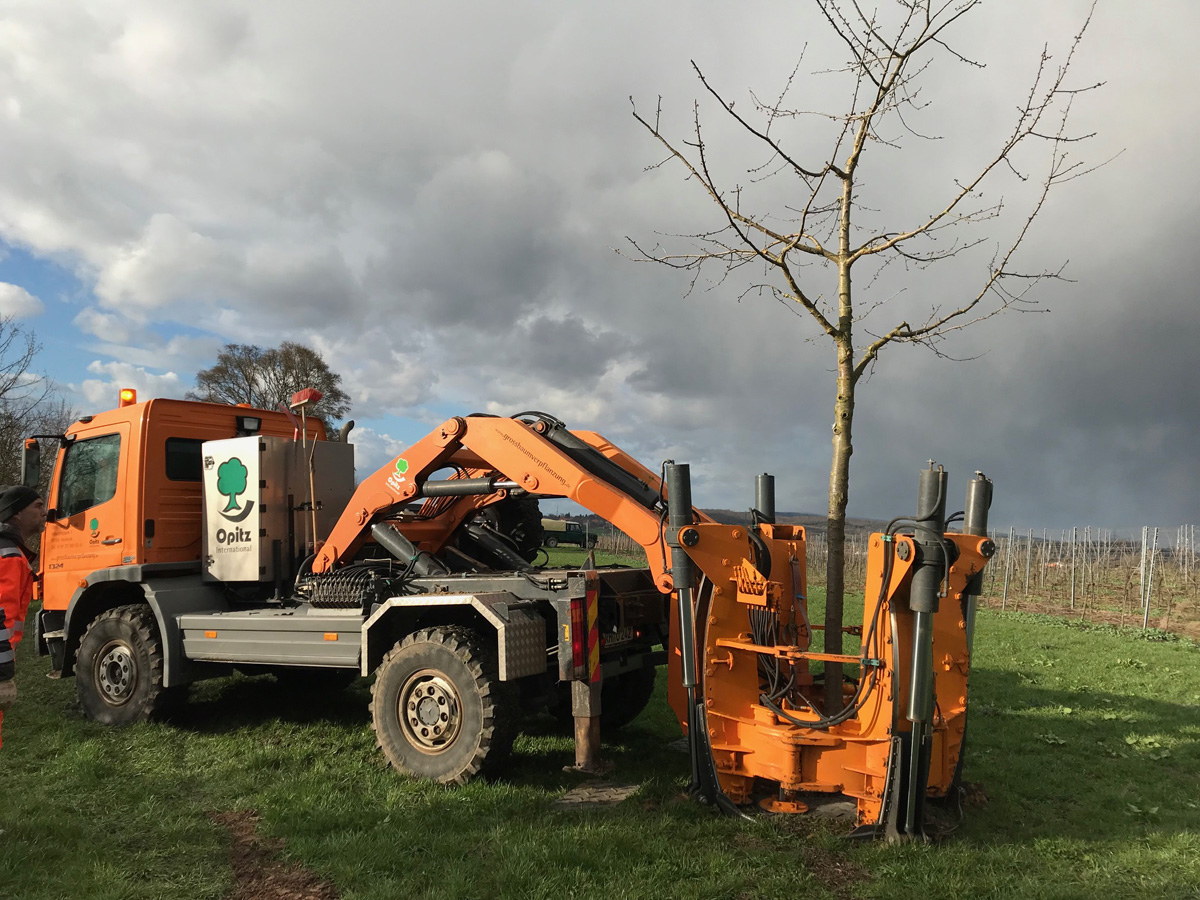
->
757;534;895;731
756;494;964;732
459;521;535;573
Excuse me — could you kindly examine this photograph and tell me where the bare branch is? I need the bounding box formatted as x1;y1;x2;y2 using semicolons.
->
692;63;838;181
628;95;839;335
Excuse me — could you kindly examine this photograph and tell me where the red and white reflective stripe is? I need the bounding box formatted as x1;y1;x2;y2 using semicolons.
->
585;580;600;684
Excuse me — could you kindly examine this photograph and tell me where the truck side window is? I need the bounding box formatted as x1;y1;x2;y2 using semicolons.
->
165;438;204;481
58;433;122;518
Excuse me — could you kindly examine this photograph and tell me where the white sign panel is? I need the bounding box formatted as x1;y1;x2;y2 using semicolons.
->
202;436;263;582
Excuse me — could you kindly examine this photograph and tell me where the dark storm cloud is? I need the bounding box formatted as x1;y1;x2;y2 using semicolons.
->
845;230;1200;532
490;314;628;390
0;0;1194;529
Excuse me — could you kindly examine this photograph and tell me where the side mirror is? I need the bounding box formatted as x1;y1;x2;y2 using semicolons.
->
21;438;40;489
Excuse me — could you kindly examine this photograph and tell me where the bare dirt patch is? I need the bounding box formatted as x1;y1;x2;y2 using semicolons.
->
772;815;872;900
800;845;871;900
209;810;338;900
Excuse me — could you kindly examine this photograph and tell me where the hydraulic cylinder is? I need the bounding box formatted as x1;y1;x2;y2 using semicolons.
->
754;473;776;524
666;463;698;690
906;464;947;726
961;472;993;655
903;463;947;837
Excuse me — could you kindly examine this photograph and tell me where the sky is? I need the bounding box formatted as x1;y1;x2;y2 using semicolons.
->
0;0;1195;537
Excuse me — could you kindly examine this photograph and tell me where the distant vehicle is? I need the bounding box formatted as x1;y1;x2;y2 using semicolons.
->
541;517;598;548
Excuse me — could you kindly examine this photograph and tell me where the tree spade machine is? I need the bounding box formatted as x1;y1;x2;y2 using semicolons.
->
24;392;993;839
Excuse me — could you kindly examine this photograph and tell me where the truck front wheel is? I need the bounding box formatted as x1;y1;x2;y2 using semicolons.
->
370;627;517;785
76;605;168;725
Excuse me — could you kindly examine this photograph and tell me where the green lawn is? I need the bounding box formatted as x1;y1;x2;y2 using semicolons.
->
2;603;1199;899
539;546;648;568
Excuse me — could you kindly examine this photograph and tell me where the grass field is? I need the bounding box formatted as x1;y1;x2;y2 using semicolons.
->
3;577;1199;898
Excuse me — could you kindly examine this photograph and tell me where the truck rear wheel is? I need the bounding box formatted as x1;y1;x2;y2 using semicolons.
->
76;605;168;725
544;536;558;548
599;666;657;730
370;627;517;785
551;665;658;730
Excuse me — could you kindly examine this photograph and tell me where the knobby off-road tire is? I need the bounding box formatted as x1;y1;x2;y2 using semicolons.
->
370;627;518;785
76;604;169;725
465;495;543;563
490;495;543;562
599;665;657;730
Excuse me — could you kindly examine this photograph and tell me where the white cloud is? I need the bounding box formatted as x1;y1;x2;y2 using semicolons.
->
0;281;43;317
76;360;183;408
345;424;407;482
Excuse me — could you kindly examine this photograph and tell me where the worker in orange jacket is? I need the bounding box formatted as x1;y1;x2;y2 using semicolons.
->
0;485;47;749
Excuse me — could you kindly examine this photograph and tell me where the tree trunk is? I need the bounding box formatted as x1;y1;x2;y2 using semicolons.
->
824;336;855;714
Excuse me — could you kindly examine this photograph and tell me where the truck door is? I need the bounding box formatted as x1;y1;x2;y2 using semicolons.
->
41;427;130;612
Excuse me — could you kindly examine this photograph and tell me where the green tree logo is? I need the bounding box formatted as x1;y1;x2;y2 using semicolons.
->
395;458;408;474
217;458;249;512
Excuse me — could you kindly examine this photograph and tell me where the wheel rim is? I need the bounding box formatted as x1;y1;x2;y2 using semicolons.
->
399;668;462;754
95;640;137;706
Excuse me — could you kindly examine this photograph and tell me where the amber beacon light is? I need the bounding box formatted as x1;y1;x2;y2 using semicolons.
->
118;388;137;407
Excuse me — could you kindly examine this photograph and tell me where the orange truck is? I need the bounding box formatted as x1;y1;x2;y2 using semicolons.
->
22;393;994;840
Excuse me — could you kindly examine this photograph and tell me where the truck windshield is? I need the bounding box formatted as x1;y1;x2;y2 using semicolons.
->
59;433;122;517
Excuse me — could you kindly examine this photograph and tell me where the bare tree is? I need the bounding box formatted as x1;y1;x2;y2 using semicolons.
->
0;316;76;486
188;341;351;422
629;0;1102;710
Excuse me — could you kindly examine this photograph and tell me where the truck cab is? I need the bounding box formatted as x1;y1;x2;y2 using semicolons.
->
34;393;326;670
